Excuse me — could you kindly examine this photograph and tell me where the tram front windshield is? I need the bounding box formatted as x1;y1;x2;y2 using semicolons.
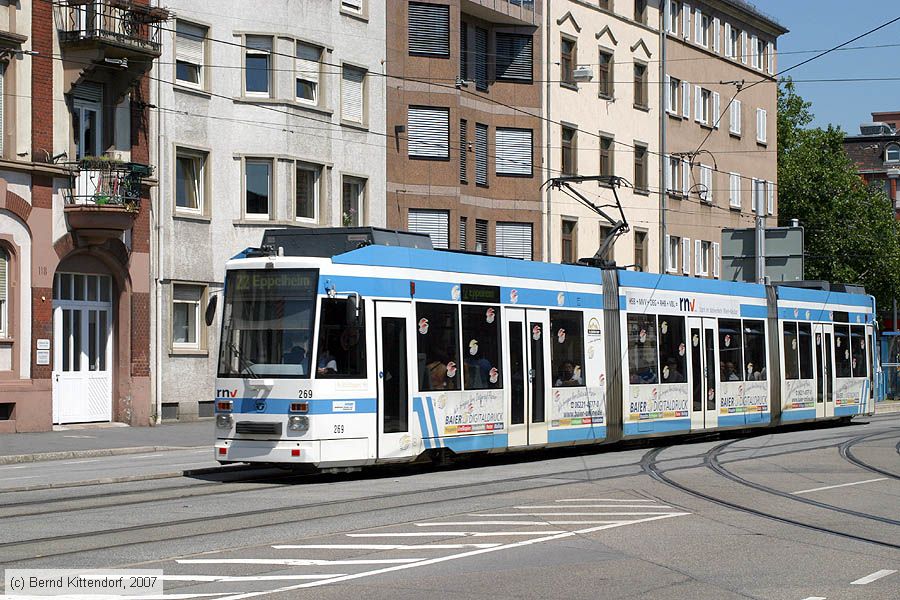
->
217;269;318;378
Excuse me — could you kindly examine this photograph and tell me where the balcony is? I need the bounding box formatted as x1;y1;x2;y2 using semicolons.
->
62;159;152;245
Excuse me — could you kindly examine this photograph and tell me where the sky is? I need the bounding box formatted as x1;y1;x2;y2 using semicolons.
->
750;0;900;133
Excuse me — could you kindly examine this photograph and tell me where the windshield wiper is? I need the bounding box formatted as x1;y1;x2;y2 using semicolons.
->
228;341;258;378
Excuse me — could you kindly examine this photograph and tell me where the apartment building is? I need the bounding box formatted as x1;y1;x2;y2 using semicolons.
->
152;1;386;420
545;0;661;271
386;0;543;259
0;0;164;432
662;0;786;278
843;113;900;218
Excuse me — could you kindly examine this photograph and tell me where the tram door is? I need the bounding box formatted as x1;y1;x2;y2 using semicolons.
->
504;308;550;447
814;323;835;418
688;317;719;430
375;301;416;460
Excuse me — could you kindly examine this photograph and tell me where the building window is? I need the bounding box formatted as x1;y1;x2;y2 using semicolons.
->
475;123;488;186
633;62;648;108
175;148;206;215
459;119;468;182
696;240;710;276
756;37;766;71
0;246;7;338
598;50;613;98
407;106;450;159
729;173;741;208
495;33;533;81
475;219;488;253
474;27;488;90
599;135;614;177
495;128;533;176
886;144;900;163
695;87;710;124
175;21;206;88
727;25;740;59
634;0;647;24
597;0;610;10
666;234;679;273
634;144;648;191
666;155;681;195
634;230;648;272
408;2;450;57
561;219;576;263
245;36;272;96
296;42;322;105
496;222;533;260
560;37;576;85
342;176;366;226
244;159;271;219
561;126;576;176
699;12;711;47
699;164;713;204
666;1;679;35
730;99;742;135
666;75;680;114
295;163;320;222
72;83;102;160
408;209;450;249
756;108;767;143
172;284;204;350
341;64;366;125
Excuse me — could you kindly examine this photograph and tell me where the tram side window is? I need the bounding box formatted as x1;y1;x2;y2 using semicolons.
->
462;304;502;390
416;303;461;391
550;310;586;387
743;320;767;380
850;325;866;378
627;315;658;384
315;298;366;378
834;325;851;378
782;322;799;380
657;315;686;383
798;322;813;379
719;319;744;381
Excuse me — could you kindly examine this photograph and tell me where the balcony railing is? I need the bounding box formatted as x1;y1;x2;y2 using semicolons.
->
53;0;168;56
63;159;151;212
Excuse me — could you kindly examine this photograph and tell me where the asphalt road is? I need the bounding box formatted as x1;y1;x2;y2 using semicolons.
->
1;416;898;600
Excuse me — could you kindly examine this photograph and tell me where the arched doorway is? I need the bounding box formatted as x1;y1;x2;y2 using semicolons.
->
52;256;116;424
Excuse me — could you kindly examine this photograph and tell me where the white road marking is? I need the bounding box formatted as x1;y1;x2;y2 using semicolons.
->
177;558;423;566
272;544;500;550
793;478;888;495
800;596;826;600
161;575;343;582
515;504;672;509
556;498;657;502
475;512;688;517
414;521;620;526
212;513;687;600
0;475;41;482
61;459;101;465
850;569;897;585
0;465;30;471
133;454;170;459
346;531;567;537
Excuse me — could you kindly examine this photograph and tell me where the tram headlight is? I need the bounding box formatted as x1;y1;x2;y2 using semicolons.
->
216;414;233;429
288;415;310;432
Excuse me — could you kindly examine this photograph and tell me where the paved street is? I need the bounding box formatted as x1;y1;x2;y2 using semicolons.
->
1;416;898;600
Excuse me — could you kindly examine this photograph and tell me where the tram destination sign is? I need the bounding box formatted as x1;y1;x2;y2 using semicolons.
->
461;284;500;304
233;270;316;296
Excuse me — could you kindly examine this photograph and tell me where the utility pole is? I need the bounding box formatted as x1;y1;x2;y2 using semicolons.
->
755;180;766;284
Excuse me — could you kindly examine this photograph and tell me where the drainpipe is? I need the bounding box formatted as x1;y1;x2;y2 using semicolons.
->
659;8;667;272
153;24;164;425
545;2;552;262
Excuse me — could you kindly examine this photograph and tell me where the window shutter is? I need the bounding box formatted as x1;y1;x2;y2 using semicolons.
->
712;17;720;53
459;120;467;182
682;80;690;118
342;66;365;124
665;74;672;112
767;181;775;215
495;128;532;175
757;108;767;143
683;3;691;40
475;123;488;185
296;44;320;86
664;154;671;190
459;217;467;250
682;237;691;274
694;8;702;44
729;173;738;207
767;42;775;75
712;91;720;128
724;22;732;57
735;100;742;134
665;234;673;271
496;222;533;260
694;85;702;122
408;209;450;249
740;31;747;63
475;219;488;253
701;165;713;203
495;33;532;80
474;27;488;89
176;21;205;65
73;81;102;103
682;158;690;196
246;35;272;51
408;3;450;56
664;0;672;32
0;248;6;305
750;34;758;68
407;106;449;158
712;242;720;278
0;66;4;156
695;239;702;275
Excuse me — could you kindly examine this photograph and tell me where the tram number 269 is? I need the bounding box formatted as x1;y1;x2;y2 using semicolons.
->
334;424;345;434
297;390;313;399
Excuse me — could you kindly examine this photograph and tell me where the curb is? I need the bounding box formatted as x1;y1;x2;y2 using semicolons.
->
0;445;208;465
874;402;900;415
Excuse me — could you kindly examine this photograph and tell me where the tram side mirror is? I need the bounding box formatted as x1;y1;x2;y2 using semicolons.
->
205;294;218;327
346;294;361;324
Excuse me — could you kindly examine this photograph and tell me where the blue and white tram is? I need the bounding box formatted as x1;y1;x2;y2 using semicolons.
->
211;228;877;469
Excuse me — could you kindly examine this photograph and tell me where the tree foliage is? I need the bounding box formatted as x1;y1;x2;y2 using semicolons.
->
777;78;900;312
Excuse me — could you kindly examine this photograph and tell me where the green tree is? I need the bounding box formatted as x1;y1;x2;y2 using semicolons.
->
777;78;900;312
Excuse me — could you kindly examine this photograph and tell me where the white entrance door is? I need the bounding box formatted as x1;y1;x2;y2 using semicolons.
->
689;317;718;430
505;308;550;447
814;323;835;418
376;301;416;460
52;273;113;424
